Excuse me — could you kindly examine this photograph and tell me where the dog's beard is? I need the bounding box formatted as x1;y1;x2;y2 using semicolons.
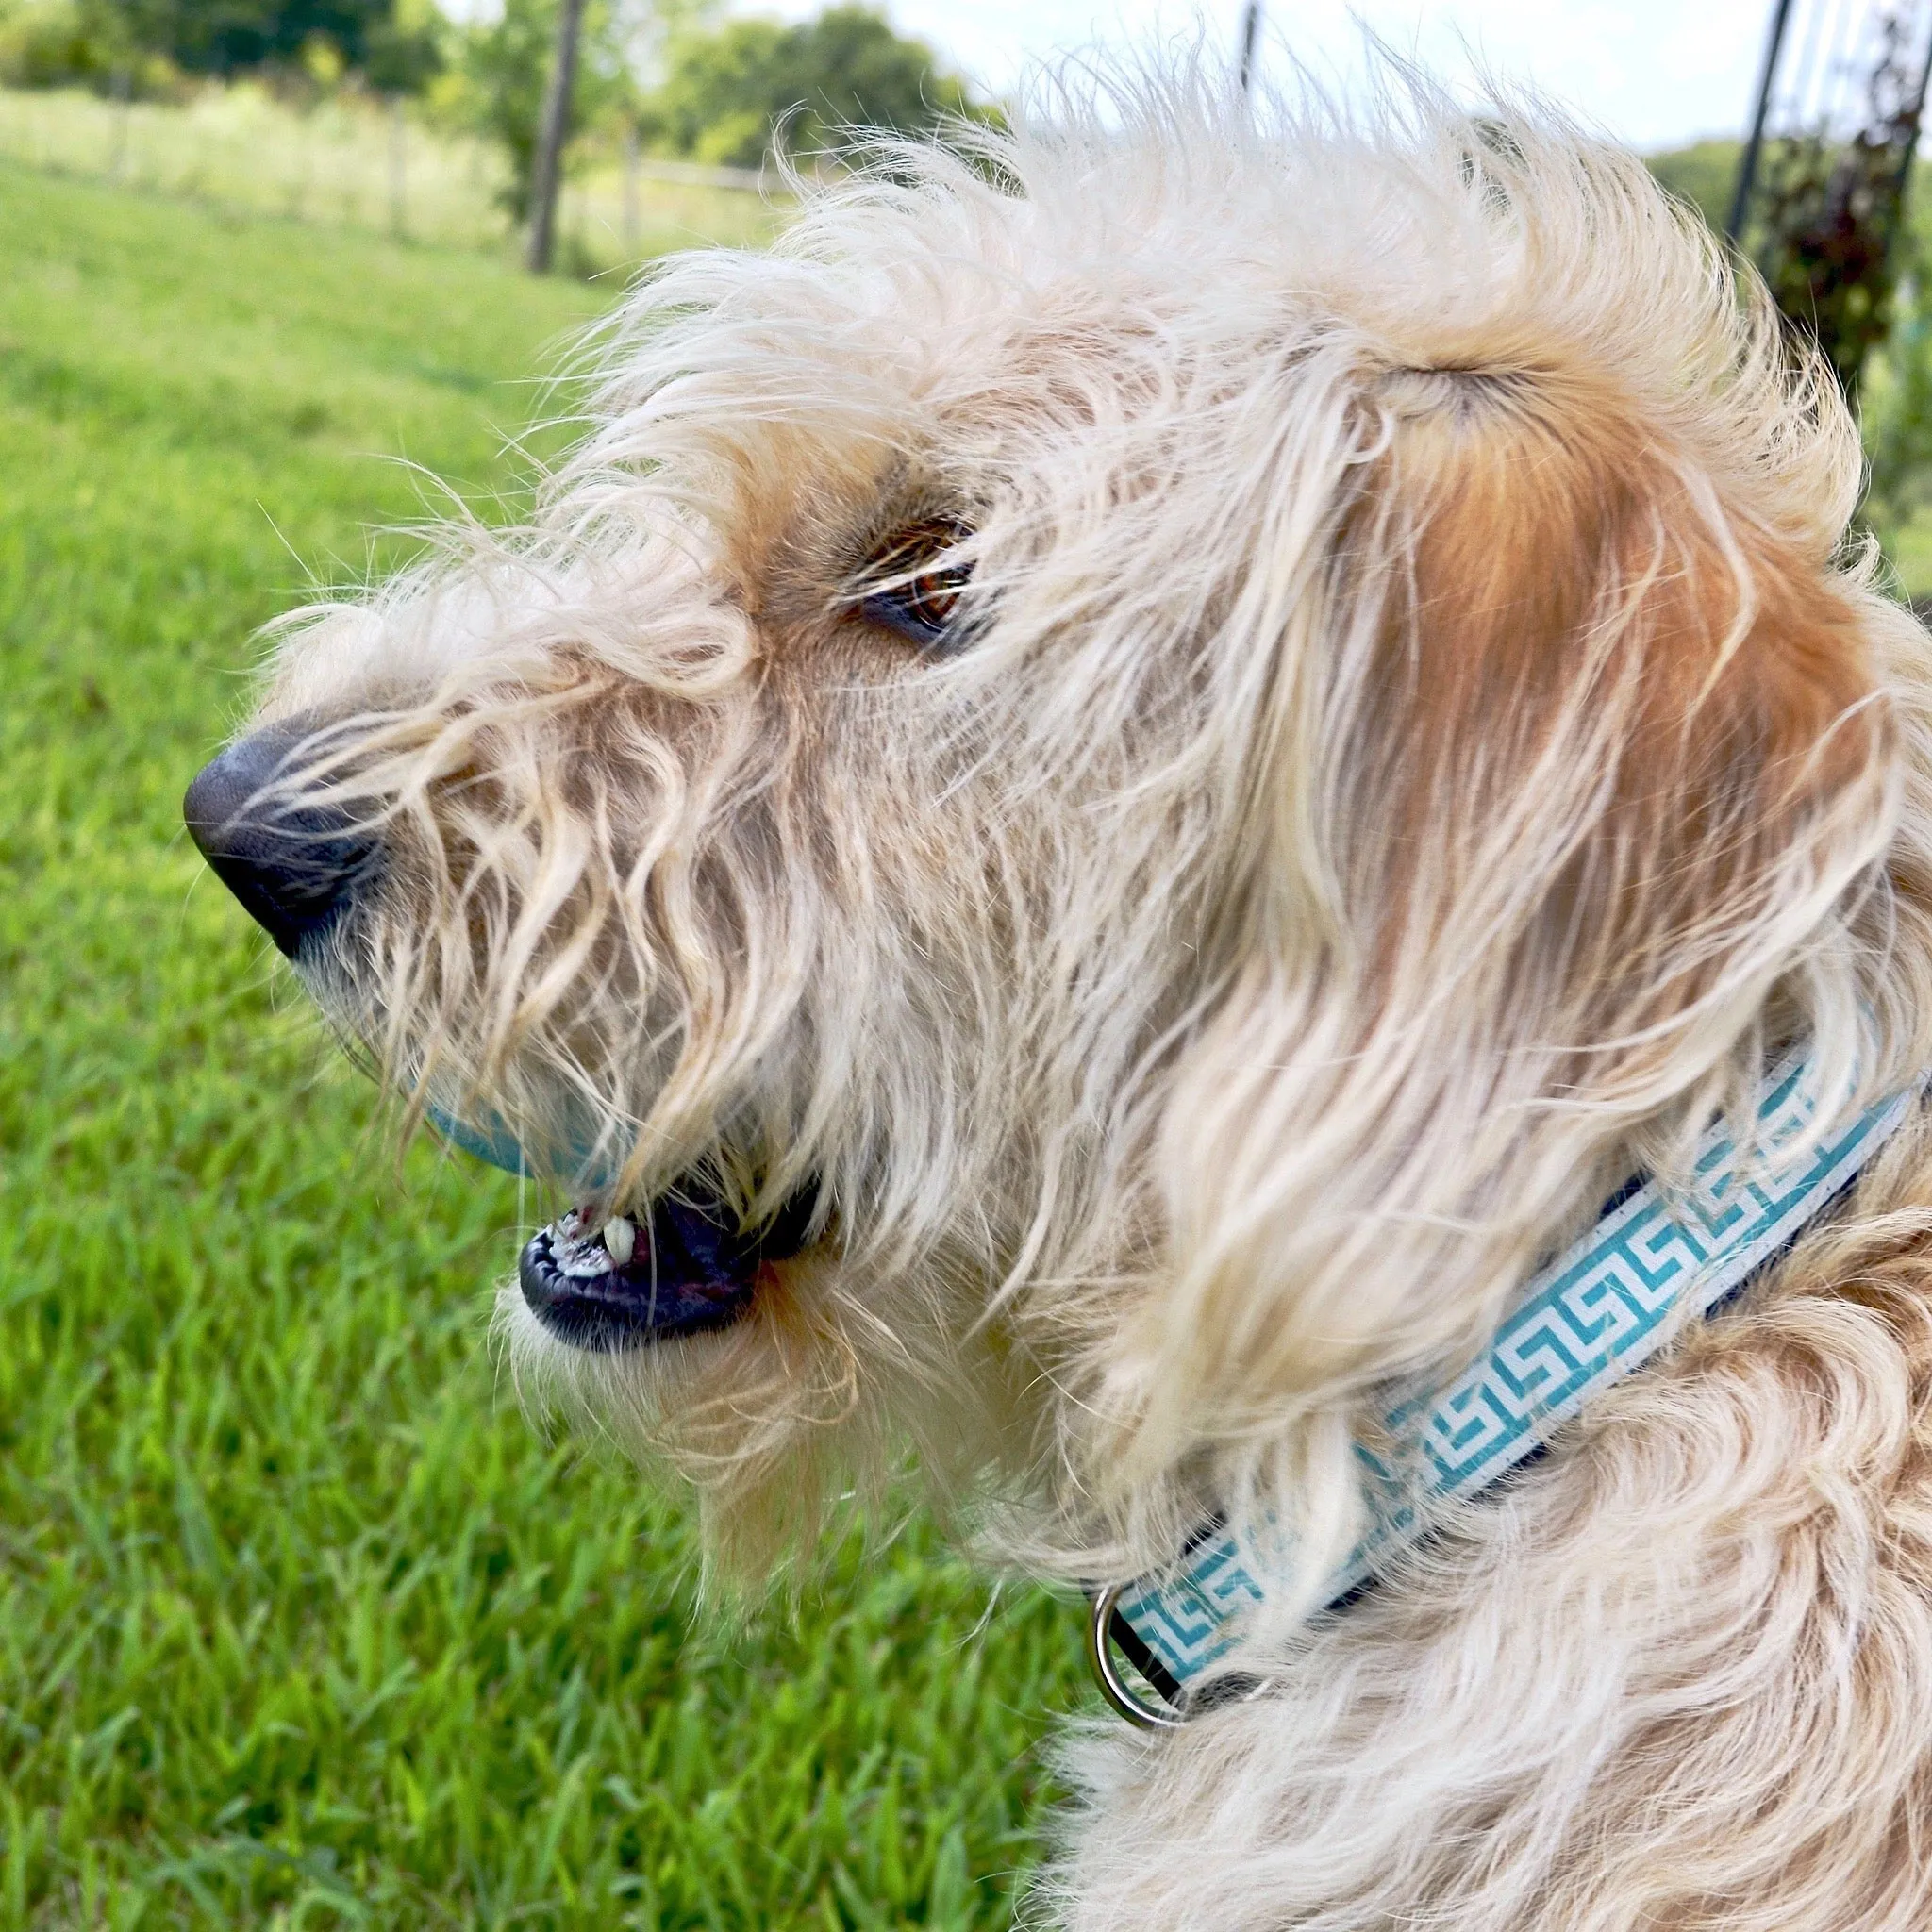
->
285;924;827;1357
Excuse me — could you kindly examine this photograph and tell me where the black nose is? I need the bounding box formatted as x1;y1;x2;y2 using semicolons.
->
184;721;377;958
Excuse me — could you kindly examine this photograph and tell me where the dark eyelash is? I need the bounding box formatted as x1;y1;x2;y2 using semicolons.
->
853;521;974;650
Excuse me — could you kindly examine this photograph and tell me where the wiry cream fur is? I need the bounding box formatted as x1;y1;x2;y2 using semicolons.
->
246;58;1932;1927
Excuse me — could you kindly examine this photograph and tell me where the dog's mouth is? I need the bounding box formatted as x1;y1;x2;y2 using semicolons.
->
517;1179;820;1353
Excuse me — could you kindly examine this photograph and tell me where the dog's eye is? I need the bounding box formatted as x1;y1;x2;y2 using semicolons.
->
853;521;974;650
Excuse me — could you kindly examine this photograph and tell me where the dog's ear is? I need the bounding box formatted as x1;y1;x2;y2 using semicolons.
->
1108;357;1904;1560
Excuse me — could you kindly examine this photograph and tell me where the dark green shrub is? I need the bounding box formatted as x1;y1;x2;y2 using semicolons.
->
643;5;998;169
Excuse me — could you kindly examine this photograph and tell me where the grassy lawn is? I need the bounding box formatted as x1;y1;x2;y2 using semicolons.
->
0;164;1082;1929
0;84;784;273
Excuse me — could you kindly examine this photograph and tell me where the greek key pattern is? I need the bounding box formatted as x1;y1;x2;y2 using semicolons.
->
1117;1063;1916;1688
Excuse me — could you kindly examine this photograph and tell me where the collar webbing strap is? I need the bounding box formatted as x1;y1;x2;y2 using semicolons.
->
1109;1058;1919;1704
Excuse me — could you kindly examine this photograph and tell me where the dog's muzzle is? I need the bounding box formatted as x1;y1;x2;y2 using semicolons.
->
184;720;378;959
519;1185;820;1352
187;724;821;1354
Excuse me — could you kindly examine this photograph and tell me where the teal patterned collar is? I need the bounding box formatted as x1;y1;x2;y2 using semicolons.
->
1090;1056;1920;1728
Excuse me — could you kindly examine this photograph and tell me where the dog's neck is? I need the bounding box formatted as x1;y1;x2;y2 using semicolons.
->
1096;1052;1922;1726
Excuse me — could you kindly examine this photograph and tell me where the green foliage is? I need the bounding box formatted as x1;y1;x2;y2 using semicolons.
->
0;160;1081;1926
429;0;650;222
0;0;113;89
644;4;994;168
0;0;443;91
1856;226;1932;553
1646;139;1740;232
0;0;178;94
1645;140;1932;590
358;0;441;93
433;0;556;219
105;0;389;76
432;0;993;246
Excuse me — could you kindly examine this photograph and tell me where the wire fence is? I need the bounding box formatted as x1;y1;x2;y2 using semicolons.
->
0;83;787;269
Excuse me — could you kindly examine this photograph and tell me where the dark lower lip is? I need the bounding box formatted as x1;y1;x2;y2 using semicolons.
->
517;1185;818;1353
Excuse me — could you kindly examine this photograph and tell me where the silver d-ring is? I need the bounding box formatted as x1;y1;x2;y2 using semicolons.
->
1087;1583;1187;1730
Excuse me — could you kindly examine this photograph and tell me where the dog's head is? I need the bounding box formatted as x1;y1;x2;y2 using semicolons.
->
186;75;1932;1587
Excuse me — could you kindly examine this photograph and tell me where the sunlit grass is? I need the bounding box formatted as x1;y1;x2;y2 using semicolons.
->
0;82;785;273
0;161;1083;1929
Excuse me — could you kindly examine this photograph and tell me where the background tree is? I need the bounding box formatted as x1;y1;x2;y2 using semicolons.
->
641;5;996;169
524;0;584;270
430;0;658;221
0;0;134;88
104;0;386;75
0;0;440;93
428;0;993;269
1862;248;1932;541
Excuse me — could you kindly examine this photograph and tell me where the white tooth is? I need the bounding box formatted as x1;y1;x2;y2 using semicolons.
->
602;1216;636;1266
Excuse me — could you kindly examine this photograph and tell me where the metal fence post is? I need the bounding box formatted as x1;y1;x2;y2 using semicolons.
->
109;68;130;181
389;94;406;238
1728;0;1798;240
623;123;640;257
1239;2;1262;95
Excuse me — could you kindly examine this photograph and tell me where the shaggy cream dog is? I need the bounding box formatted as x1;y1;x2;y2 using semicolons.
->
185;62;1932;1930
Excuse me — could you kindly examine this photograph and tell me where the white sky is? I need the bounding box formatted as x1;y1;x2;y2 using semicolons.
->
742;0;1780;153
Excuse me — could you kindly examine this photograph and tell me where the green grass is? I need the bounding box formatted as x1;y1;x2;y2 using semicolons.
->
0;83;784;273
0;163;1084;1928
